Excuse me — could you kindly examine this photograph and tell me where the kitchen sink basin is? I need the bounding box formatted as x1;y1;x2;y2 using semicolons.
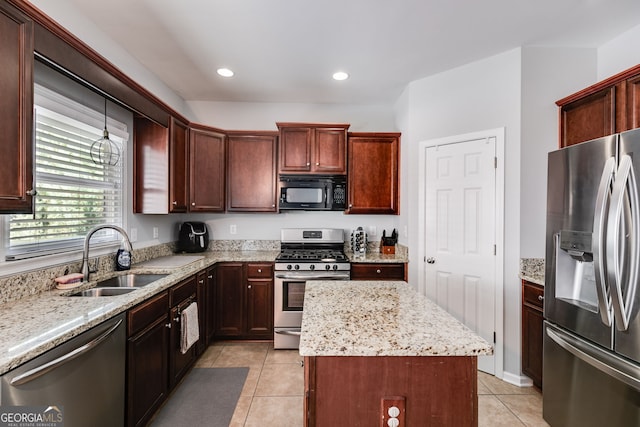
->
95;273;168;288
70;287;139;297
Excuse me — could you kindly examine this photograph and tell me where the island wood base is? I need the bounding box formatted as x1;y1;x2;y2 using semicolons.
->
304;355;478;426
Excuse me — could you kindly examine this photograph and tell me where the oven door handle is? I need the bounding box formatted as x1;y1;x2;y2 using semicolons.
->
275;330;302;336
275;273;350;280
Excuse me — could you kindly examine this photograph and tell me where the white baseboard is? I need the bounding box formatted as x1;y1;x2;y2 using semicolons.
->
502;371;534;387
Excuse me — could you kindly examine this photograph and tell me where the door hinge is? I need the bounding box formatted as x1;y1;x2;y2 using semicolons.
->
493;244;496;255
494;157;497;168
493;332;496;343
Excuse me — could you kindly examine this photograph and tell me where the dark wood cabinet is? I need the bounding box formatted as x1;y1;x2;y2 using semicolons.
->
277;123;349;174
346;133;400;214
189;126;225;212
557;64;640;147
195;266;217;354
133;116;169;214
215;262;274;339
126;292;170;427
350;263;406;281
169;117;189;213
0;2;34;213
521;280;544;389
126;274;201;426
226;131;278;212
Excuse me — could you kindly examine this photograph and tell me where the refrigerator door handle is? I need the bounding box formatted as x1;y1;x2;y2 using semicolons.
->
607;154;640;331
593;157;616;326
547;325;640;392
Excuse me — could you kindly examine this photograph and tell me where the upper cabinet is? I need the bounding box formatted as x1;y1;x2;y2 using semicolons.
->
189;126;225;213
346;132;400;215
227;131;278;212
134;117;226;214
557;64;640;147
277;123;349;174
0;2;34;213
168;117;189;213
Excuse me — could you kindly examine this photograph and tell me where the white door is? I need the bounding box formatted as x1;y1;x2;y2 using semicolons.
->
423;136;497;374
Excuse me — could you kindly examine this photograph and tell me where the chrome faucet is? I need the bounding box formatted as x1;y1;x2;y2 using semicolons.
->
81;225;133;282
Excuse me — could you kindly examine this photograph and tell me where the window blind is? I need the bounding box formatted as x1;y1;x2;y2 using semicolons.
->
7;87;126;259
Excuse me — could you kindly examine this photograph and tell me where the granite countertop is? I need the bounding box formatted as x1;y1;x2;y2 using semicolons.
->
299;280;493;357
520;258;545;286
0;250;278;375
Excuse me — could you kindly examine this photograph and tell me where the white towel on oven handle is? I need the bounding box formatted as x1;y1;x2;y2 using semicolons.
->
180;302;199;354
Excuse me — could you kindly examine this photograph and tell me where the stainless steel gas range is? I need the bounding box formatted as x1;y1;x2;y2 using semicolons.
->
274;228;350;349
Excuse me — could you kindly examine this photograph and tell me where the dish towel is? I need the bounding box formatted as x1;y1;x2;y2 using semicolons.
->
180;302;199;354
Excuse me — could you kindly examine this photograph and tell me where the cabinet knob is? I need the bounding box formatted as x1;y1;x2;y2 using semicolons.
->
208;275;213;279
191;202;196;206
538;295;544;301
306;162;310;166
349;204;353;208
165;323;172;329
172;201;177;205
26;189;37;196
248;285;252;289
199;279;204;284
315;162;319;166
174;316;180;323
257;269;262;273
376;269;381;274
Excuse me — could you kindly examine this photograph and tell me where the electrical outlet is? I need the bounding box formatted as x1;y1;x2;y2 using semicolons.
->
152;227;159;239
130;228;138;242
230;224;237;235
381;396;405;427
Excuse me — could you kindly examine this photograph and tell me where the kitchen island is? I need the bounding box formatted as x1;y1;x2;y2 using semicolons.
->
300;280;493;426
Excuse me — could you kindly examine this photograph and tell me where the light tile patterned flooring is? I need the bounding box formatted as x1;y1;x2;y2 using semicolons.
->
194;341;550;427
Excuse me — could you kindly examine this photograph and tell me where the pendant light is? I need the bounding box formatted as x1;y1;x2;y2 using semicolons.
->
90;98;120;166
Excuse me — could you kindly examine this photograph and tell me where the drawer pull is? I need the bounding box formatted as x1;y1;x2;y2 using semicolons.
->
257;269;262;273
376;269;381;274
538;295;544;301
165;323;172;329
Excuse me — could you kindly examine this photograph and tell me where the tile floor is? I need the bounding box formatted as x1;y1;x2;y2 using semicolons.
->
194;341;550;427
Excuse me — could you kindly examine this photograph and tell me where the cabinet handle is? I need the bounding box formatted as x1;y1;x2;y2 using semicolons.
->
538;295;544;301
26;189;37;196
376;269;381;274
165;323;172;329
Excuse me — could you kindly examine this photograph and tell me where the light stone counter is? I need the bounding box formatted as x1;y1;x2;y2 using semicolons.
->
0;250;278;375
299;280;493;357
520;258;545;286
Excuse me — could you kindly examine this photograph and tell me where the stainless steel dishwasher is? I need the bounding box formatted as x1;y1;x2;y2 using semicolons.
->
1;313;126;427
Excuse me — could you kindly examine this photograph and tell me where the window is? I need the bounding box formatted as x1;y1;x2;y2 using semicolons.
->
6;84;128;260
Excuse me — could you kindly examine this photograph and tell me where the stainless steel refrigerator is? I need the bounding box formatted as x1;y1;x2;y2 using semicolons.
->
544;127;640;426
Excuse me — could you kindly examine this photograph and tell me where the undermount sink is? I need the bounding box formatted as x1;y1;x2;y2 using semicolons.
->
70;287;139;297
95;274;168;288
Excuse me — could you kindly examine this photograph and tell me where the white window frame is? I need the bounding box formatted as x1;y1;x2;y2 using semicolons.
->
1;84;129;268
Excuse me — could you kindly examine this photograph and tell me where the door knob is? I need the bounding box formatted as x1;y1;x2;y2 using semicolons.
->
426;257;436;264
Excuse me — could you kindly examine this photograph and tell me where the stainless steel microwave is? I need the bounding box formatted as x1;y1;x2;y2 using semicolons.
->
278;175;347;211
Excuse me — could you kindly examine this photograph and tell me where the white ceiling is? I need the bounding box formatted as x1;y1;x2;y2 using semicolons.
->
32;0;640;105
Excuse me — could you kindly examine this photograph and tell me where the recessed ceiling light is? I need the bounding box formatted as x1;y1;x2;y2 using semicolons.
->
332;71;349;81
217;68;234;77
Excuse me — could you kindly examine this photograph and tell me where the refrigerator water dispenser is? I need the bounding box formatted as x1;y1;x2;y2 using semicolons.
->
555;230;598;312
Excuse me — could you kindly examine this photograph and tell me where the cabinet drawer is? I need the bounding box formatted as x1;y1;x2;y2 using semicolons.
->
247;263;273;279
128;291;169;337
523;281;544;310
170;276;197;306
350;263;405;280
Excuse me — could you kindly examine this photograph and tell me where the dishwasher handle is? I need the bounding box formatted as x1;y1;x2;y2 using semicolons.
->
10;318;124;386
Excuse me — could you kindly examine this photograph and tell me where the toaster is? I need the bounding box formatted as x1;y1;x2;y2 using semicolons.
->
178;222;209;253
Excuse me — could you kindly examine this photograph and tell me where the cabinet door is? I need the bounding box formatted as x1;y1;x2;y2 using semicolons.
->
127;315;169;427
227;133;277;212
246;278;273;338
205;266;216;344
347;133;399;214
133;116;169;214
560;87;615;147
215;263;245;336
314;128;346;174
626;74;640;131
189;127;225;212
195;270;207;355
279;127;312;172
0;3;34;213
522;281;544;389
169;117;189;212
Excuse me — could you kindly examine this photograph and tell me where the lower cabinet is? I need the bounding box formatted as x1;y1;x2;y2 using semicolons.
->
350;263;406;281
215;262;274;339
126;274;201;427
521;280;544;389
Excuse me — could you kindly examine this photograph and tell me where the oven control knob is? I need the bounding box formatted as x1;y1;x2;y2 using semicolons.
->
294;264;300;270
325;264;331;270
309;264;315;270
287;264;292;270
333;265;339;270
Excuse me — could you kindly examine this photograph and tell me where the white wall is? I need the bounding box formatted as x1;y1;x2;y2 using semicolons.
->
598;23;640;79
520;47;596;258
395;48;523;377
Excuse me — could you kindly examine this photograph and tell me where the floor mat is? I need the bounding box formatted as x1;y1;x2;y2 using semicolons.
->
150;367;249;427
